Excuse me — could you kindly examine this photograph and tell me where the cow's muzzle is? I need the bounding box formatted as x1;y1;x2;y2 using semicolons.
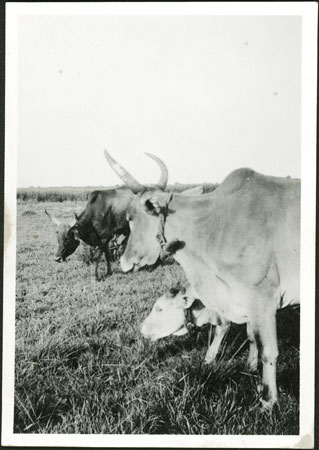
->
55;256;66;263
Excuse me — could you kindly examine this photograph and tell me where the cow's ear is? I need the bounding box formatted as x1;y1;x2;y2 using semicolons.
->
141;192;171;216
69;212;79;228
45;209;61;227
143;197;161;216
141;195;161;216
163;239;185;255
72;228;81;240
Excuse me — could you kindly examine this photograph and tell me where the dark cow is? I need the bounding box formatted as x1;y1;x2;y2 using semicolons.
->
104;149;300;410
46;188;133;279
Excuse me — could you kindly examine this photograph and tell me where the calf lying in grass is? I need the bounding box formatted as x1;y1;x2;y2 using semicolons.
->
141;284;258;370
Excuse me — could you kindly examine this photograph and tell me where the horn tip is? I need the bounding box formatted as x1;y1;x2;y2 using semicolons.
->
104;148;116;164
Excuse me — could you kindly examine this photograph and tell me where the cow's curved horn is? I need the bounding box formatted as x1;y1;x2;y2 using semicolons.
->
104;149;143;194
45;209;61;226
145;153;168;190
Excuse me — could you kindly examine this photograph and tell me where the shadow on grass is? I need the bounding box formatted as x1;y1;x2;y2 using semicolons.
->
150;305;300;401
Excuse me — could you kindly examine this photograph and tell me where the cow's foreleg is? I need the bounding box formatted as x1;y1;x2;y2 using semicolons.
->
260;312;278;410
103;243;112;276
246;322;258;372
94;248;104;281
204;321;229;364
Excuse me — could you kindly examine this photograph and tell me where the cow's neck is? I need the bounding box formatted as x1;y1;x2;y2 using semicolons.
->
165;194;215;253
162;193;261;324
164;194;217;275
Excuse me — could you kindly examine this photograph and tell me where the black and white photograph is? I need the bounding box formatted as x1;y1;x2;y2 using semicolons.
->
2;2;317;448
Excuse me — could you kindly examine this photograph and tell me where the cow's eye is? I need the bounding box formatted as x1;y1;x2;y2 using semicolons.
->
155;306;162;312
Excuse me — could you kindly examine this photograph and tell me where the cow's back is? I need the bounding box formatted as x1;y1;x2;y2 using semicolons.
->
79;188;132;240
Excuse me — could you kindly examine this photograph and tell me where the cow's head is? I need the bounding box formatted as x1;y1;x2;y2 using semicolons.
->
45;210;80;262
123;190;176;271
104;150;197;272
104;149;171;271
141;285;208;341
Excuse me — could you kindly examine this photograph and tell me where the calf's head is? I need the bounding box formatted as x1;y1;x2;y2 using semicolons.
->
141;285;209;341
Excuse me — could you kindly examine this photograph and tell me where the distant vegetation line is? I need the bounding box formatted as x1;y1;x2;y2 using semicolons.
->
17;183;218;202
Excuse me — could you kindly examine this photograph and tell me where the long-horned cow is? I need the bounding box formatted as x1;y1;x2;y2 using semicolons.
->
104;149;300;409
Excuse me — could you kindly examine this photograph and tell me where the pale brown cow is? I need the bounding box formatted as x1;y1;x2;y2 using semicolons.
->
104;149;300;409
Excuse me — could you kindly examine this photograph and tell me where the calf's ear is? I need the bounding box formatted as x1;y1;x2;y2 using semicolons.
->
177;294;195;310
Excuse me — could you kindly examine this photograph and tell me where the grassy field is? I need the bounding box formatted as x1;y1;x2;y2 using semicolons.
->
14;199;300;434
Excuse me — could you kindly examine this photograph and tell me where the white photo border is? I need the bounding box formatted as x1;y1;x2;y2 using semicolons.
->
3;2;317;448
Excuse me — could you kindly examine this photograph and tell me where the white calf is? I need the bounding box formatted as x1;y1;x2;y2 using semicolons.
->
141;284;258;370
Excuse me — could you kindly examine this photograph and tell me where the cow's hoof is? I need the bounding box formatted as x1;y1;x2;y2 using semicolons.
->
204;355;216;365
247;360;258;373
260;398;278;412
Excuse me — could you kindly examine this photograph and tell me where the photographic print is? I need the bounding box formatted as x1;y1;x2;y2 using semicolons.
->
3;2;317;448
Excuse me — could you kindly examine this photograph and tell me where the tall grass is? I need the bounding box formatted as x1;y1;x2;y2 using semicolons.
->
17;187;95;203
17;184;218;203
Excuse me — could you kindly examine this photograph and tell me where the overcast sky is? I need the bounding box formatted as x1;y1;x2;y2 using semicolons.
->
17;14;301;187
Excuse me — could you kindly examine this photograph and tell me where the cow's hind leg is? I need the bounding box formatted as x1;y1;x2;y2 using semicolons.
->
204;321;229;364
246;322;258;372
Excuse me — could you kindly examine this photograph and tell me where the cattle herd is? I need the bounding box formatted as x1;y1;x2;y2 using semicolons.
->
47;150;300;411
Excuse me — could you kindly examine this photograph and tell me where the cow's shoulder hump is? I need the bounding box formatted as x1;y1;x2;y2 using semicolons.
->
217;168;257;195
